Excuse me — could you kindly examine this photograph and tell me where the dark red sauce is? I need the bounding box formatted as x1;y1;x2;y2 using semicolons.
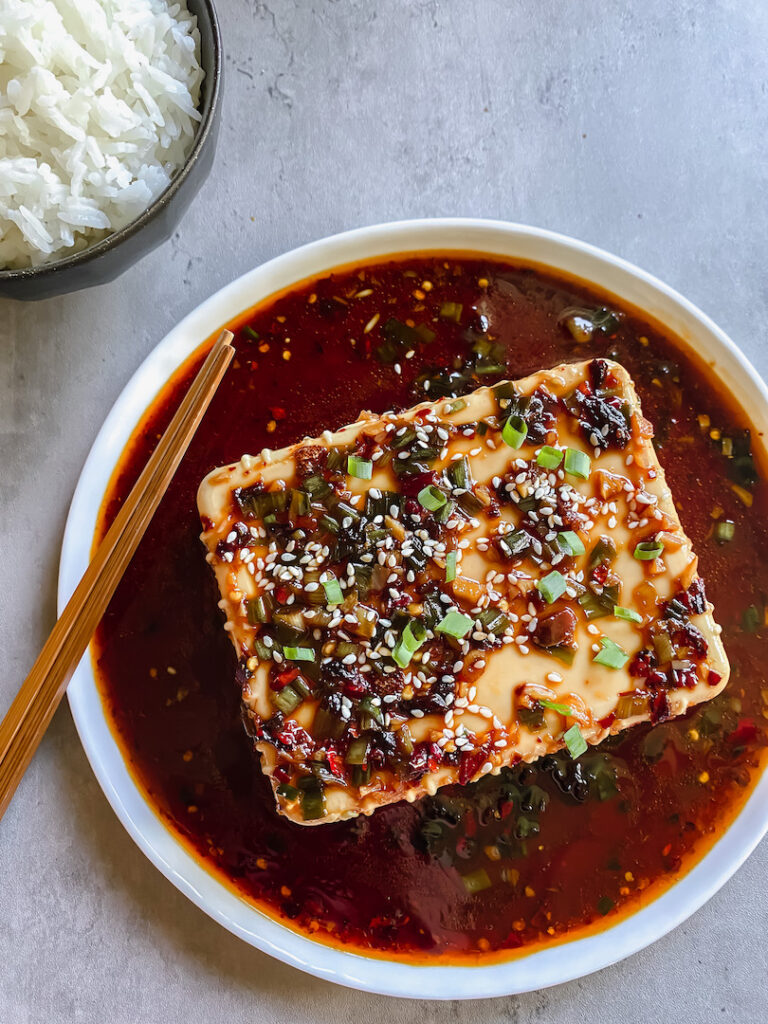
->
94;256;768;960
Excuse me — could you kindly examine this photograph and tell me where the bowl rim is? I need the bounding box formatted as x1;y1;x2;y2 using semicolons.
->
58;218;768;999
0;0;222;283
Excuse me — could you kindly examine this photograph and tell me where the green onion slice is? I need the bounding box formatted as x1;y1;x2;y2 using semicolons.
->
283;646;315;662
393;620;427;667
536;570;567;604
536;445;564;469
461;868;492;894
563;724;587;758
613;605;642;624
418;484;448;511
502;415;528;449
593;636;629;669
557;531;585;557
322;577;343;605
445;550;458;583
347;455;373;479
436;610;473;639
633;539;664;561
539;699;572;715
564;448;591;479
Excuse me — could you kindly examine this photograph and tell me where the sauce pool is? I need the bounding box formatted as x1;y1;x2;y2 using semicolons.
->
94;256;768;959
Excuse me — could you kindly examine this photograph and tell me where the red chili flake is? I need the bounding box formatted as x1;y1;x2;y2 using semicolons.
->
464;811;477;837
272;765;291;783
459;741;491;785
274;585;291;605
707;670;722;687
270;666;299;691
650;690;671;724
270;406;286;420
326;748;345;777
599;712;616;729
272;719;313;753
727;719;758;746
399;470;439;498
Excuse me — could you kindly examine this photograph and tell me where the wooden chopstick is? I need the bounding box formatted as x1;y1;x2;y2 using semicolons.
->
0;329;235;823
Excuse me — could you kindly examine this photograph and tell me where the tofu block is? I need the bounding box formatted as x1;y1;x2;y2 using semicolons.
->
198;359;729;824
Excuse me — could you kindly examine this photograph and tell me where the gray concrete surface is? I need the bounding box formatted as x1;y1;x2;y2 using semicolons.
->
2;1;768;1021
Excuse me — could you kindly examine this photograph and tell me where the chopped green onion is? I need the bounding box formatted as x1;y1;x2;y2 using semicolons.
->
345;736;370;766
436;610;473;639
714;520;735;544
614;605;642;624
564;448;591;479
439;301;463;323
461;868;492;894
593;637;629;669
653;632;675;662
536;570;567;604
446;397;467;413
283;646;315;662
557;531;585;557
502;415;528;449
393;620;427;667
276;782;299;801
563;724;587;758
299;779;326;821
597;896;615;916
634;539;664;560
536;445;564;469
498;530;530;561
246;594;273;625
243;325;260;341
418;484;448;511
274;685;302;713
741;604;761;633
539;699;572;715
589;535;617;567
445;550;458;583
347;455;373;480
322;578;343;605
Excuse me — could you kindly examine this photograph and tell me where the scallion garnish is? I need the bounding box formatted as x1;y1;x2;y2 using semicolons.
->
613;605;642;624
714;520;735;544
593;636;629;669
243;325;260;342
439;301;463;323
435;610;473;639
563;724;587;758
322;578;343;605
539;698;572;715
283;646;315;662
274;685;302;713
633;539;664;560
393;620;427;667
557;531;585;557
502;415;528;449
536;570;567;604
564;448;591;479
446;550;458;583
536;445;564;469
418;484;448;511
461;868;492;894
347;455;373;479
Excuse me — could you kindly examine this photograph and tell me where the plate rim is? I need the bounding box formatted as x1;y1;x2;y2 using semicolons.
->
58;217;768;999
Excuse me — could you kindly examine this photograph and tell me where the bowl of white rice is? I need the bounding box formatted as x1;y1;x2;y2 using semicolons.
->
0;0;221;300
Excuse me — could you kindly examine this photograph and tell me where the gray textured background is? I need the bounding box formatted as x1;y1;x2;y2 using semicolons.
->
1;1;767;1021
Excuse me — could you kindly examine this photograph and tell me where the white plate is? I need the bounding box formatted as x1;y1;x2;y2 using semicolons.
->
59;219;768;999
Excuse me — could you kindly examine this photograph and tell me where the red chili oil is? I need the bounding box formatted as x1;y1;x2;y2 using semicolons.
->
93;256;768;960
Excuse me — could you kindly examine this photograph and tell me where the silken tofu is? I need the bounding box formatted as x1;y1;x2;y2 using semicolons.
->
197;358;729;824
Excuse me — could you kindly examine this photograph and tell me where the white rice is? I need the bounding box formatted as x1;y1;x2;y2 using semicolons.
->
0;0;204;269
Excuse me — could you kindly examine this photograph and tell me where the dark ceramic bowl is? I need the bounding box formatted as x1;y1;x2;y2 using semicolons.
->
0;0;221;301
